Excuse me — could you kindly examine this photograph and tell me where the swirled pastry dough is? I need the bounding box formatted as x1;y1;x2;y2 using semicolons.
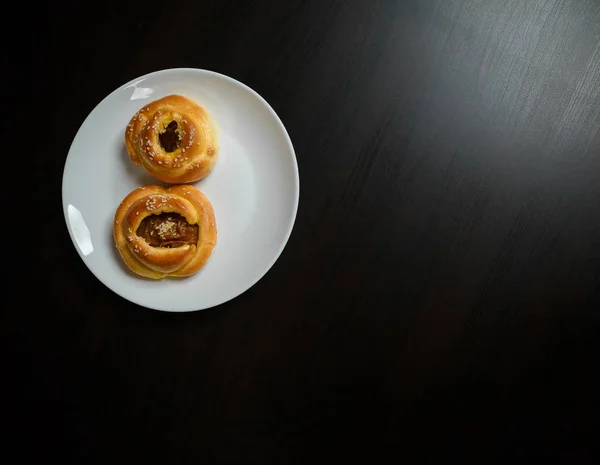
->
114;184;217;279
125;95;219;183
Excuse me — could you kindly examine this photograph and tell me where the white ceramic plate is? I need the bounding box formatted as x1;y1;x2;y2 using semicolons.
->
62;68;299;312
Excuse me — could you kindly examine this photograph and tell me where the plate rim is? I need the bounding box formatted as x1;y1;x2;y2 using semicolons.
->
61;67;300;312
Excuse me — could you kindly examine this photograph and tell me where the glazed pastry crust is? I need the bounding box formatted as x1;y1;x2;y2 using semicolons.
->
114;185;217;279
125;95;219;183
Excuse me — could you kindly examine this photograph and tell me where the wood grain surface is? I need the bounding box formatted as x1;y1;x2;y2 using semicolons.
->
4;0;600;463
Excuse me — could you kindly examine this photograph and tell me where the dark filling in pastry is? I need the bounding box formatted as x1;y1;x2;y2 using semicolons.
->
137;213;198;248
159;121;181;152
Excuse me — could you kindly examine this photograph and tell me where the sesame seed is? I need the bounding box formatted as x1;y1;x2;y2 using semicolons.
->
128;228;132;232
115;220;119;224
144;252;149;256
158;161;162;164
136;212;139;215
127;236;133;242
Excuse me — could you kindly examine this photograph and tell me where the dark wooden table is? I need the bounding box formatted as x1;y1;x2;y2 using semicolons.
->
5;0;600;463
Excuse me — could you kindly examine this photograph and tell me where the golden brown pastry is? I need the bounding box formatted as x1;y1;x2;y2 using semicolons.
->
125;95;219;183
114;184;217;279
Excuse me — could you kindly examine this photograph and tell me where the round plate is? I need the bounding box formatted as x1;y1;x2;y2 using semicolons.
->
62;68;299;312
